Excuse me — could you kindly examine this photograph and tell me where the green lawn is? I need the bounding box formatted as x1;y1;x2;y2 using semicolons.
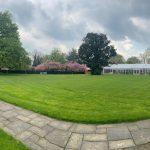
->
0;74;150;124
0;129;29;150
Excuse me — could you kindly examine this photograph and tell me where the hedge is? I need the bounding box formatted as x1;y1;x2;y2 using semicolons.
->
0;70;85;74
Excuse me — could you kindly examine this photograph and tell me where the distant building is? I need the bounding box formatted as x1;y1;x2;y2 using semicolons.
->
103;64;150;75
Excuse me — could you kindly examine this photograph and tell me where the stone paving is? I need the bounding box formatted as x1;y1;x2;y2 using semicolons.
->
0;101;150;150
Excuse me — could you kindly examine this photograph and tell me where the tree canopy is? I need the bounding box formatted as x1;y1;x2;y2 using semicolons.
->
78;33;116;75
32;50;43;67
67;48;79;62
109;54;125;64
126;56;140;64
0;11;31;70
43;49;66;63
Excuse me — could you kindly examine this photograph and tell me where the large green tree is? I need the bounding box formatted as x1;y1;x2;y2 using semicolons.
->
43;49;66;63
67;48;79;62
0;11;31;70
79;33;116;75
109;54;125;64
126;56;140;64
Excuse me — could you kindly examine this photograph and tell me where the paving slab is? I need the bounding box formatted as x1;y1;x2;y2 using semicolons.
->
42;125;54;133
136;142;150;150
8;117;20;122
30;117;49;127
123;147;137;150
28;126;47;137
107;127;132;140
45;129;71;147
84;133;107;141
0;122;4;128
17;115;31;122
3;126;17;136
2;110;18;119
0;119;10;125
24;139;43;150
109;139;135;149
74;124;96;133
97;124;115;128
66;133;83;149
81;141;108;150
38;138;63;150
136;120;150;129
6;120;31;134
16;109;33;117
27;134;40;143
16;131;33;141
0;103;14;111
49;120;72;131
128;125;139;132
96;128;107;134
131;129;150;145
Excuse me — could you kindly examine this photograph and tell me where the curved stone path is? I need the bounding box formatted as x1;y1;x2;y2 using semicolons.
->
0;101;150;150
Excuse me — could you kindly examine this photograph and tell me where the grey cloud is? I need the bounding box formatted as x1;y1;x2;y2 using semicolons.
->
0;0;150;50
78;0;150;44
28;1;86;41
0;0;34;27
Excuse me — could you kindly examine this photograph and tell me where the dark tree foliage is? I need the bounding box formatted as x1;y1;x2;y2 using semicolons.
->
67;48;79;62
33;55;42;67
0;11;31;70
79;33;117;75
109;54;125;64
32;50;43;67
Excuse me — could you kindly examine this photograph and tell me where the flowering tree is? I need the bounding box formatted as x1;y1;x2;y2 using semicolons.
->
34;61;87;73
65;62;87;72
34;63;48;71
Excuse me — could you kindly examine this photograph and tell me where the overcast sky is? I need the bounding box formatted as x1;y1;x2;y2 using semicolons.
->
0;0;150;58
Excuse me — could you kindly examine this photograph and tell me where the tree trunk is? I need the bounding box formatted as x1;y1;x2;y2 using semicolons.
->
91;68;102;75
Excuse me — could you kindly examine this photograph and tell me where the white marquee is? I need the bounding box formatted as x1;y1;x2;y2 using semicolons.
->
103;64;150;74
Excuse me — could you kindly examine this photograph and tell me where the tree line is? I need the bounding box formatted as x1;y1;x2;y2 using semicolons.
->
33;48;150;68
0;11;150;75
32;48;79;66
109;49;150;64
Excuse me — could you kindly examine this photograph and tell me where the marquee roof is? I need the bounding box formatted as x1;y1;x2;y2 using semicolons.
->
104;64;150;69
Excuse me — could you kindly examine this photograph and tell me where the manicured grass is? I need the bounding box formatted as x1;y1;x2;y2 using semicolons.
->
0;129;29;150
0;74;150;124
